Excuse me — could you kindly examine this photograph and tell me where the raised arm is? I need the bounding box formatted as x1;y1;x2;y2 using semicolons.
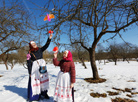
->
41;38;51;52
53;53;61;66
53;58;61;66
41;33;53;52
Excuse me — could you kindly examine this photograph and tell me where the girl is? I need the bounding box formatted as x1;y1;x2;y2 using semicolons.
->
26;33;52;101
53;50;76;102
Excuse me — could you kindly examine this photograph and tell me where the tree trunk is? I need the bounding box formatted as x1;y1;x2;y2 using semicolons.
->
79;58;87;69
115;59;117;65
123;58;129;63
11;65;14;70
98;60;101;64
89;48;99;79
104;60;106;65
136;58;138;62
4;61;8;70
11;62;14;70
2;54;9;70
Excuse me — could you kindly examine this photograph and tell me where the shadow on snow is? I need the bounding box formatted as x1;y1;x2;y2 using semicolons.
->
3;85;27;99
3;85;54;102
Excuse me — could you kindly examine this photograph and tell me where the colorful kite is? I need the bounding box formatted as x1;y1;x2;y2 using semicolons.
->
53;46;58;54
44;14;55;21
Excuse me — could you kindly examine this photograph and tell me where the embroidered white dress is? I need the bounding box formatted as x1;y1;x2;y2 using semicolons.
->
31;59;49;96
54;71;72;102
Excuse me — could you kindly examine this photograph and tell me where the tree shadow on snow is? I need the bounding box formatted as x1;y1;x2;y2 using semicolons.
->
3;85;27;99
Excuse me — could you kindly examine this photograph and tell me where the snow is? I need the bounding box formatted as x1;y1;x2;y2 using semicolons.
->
0;61;138;102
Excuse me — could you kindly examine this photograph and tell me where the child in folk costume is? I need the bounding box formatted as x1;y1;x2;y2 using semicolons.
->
26;33;52;101
53;50;76;102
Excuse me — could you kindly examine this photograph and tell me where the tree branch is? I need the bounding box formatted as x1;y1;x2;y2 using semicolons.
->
105;18;138;34
71;41;89;51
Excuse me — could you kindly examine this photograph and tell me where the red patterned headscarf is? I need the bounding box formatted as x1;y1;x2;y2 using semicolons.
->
63;50;73;61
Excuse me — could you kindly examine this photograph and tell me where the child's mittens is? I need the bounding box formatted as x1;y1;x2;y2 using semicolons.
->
27;53;31;60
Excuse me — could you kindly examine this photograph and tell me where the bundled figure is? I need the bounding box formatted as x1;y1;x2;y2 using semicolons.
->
53;50;76;102
26;34;52;101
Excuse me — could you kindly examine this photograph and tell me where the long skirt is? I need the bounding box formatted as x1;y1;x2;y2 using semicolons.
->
27;76;48;101
54;71;74;102
28;59;49;101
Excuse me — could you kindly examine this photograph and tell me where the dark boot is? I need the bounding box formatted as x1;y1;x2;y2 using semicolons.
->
41;90;50;99
45;92;50;99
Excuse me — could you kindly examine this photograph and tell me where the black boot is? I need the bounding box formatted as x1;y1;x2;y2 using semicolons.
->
45;93;50;99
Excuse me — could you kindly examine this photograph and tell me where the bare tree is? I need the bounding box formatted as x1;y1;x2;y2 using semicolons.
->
107;42;121;65
118;42;134;63
72;44;87;69
0;46;28;70
1;54;9;70
96;44;106;64
6;53;18;70
0;0;35;58
37;0;138;80
132;46;138;61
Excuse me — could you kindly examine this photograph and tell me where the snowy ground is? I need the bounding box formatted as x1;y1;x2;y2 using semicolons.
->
0;61;138;102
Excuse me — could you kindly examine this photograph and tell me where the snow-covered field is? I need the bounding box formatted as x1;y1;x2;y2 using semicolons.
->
0;61;138;102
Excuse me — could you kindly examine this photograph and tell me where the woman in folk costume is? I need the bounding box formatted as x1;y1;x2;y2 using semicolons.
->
53;50;76;102
26;33;53;101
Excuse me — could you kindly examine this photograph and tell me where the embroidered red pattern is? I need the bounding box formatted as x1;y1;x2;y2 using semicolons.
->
55;93;57;96
40;79;49;84
57;85;70;88
33;79;49;87
56;87;58;90
58;94;60;97
54;93;72;99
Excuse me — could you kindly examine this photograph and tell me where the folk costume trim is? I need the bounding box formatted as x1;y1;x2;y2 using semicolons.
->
31;59;49;96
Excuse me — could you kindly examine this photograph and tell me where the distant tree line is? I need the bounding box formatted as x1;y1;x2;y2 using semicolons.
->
1;42;138;70
96;42;138;65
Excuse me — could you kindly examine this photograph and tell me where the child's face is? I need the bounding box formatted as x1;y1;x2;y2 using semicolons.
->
63;51;68;58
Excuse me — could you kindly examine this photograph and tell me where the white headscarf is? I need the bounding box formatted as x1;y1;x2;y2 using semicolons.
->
64;50;69;55
30;41;35;45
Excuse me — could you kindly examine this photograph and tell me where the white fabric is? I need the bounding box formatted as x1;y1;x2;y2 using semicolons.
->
30;41;35;44
65;50;69;55
31;59;49;96
54;71;72;102
54;50;58;54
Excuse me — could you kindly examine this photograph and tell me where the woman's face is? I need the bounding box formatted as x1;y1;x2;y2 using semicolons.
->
63;51;68;58
31;42;37;48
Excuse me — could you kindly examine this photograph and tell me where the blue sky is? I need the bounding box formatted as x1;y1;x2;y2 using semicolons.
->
100;25;138;48
1;0;138;52
22;0;55;51
22;0;72;52
22;0;138;50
